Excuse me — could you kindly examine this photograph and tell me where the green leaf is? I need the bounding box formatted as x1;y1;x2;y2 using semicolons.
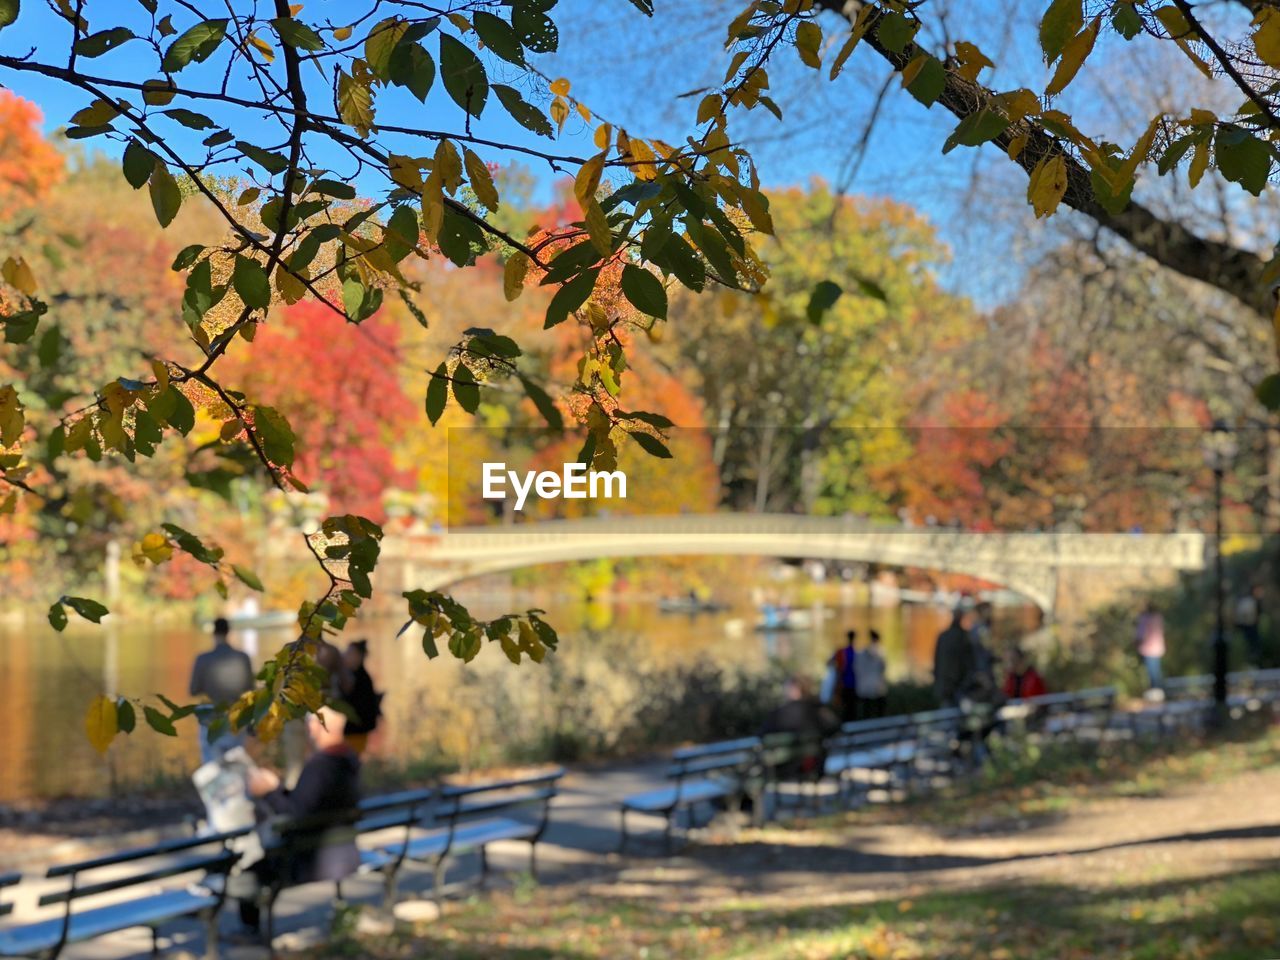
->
425;363;449;424
806;279;843;324
493;84;553;137
235;141;289;176
876;12;917;54
1041;0;1083;61
122;139;156;189
1111;1;1142;40
164;107;215;129
36;324;62;367
171;244;205;271
253;405;295;467
232;255;271;309
143;705;178;737
1256;373;1280;411
389;41;436;102
905;55;946;106
520;376;563;431
630;431;672;458
162;19;228;72
75;27;135;58
472;11;524;65
856;277;888;301
233;565;264;591
310;179;356;200
271;16;324;51
544;269;599;328
943;109;1010;153
3;308;41;344
620;264;668;319
164;388;196;435
148;164;182;228
0;0;16;32
66;596;109;623
511;1;558;52
452;362;480;413
48;602;67;632
440;34;488;116
1215;128;1273;196
422;628;440;659
116;699;136;734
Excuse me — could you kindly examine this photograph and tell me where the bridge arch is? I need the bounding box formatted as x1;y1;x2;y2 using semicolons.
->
378;515;1205;614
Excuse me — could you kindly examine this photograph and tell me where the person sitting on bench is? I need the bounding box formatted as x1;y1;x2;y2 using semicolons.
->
231;705;361;941
762;676;840;780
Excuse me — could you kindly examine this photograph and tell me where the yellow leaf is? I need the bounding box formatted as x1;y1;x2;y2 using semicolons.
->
576;102;591;123
829;4;875;80
1045;17;1099;97
585;198;612;256
246;31;275;62
550;96;570;134
503;252;529;301
1118;114;1161;182
999;88;1042;123
1154;5;1193;38
625;138;659;181
2;256;37;296
151;360;170;392
276;268;307;304
953;41;993;82
549;77;571;96
0;385;23;448
1189;138;1209;187
421;170;444;240
333;25;353;41
1254;8;1280;68
795;20;822;69
1007;132;1029;160
139;532;174;564
388;153;423;192
337;67;375;137
697;94;721;125
574;151;605;207
289;3;303;14
446;12;471;33
1027;152;1068;218
85;695;118;755
900;52;930;89
593;123;612;150
256;701;285;743
463;148;499;211
72;99;120;126
433;139;463;192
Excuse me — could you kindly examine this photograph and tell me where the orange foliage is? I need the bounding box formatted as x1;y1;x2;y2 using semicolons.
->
0;92;64;210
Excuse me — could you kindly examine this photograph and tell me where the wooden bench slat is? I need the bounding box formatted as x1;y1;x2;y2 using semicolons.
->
622;779;731;813
38;851;237;907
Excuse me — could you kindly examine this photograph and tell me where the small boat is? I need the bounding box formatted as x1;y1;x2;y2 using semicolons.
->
754;605;823;632
198;610;297;632
658;595;728;614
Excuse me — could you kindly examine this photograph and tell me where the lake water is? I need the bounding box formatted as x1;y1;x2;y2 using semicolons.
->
0;579;1024;803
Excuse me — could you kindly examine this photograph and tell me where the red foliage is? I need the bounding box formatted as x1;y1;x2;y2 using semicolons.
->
224;301;416;520
0;92;64;209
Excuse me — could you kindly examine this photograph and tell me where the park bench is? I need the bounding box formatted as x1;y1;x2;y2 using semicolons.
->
0;832;240;960
371;768;564;900
823;714;917;804
0;874;19;922
619;737;761;851
906;706;965;784
1036;687;1116;742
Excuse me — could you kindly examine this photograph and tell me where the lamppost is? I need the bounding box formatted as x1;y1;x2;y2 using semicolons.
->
1202;420;1238;714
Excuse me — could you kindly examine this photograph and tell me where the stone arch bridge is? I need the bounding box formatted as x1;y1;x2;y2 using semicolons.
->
374;514;1206;614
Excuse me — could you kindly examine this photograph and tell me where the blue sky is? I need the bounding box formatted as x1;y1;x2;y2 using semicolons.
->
0;0;1205;308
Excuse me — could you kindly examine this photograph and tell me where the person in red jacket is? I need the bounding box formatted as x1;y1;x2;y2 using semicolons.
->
1002;647;1048;700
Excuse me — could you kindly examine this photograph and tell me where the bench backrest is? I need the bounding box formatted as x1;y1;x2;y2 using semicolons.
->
33;830;240;955
437;767;565;832
0;871;19;919
837;714;914;738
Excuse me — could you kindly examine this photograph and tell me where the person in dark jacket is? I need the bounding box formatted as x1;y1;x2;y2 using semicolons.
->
234;706;361;939
762;676;841;781
933;607;976;708
341;640;383;754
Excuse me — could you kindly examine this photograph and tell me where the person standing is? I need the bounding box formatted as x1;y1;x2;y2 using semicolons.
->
341;640;383;755
855;631;888;719
189;617;255;764
820;631;860;723
1235;584;1264;667
1002;647;1048;700
933;607;976;709
1136;601;1166;698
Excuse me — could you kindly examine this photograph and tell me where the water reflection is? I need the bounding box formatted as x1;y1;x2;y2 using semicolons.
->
0;584;1029;802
